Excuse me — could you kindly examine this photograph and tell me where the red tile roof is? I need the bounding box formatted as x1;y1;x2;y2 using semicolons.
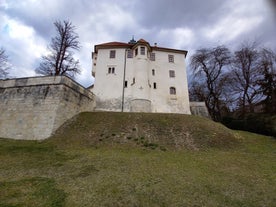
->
94;39;188;56
137;38;148;43
96;41;131;47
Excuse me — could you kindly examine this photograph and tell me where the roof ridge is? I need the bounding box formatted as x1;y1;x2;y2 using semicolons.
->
137;38;148;43
97;41;130;46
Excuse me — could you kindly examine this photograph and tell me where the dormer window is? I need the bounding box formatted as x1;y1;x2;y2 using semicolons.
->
140;46;145;55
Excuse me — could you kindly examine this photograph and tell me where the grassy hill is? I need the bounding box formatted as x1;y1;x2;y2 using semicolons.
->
50;112;240;150
0;112;275;207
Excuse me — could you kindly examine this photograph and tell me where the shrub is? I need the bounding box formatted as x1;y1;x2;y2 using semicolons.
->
222;114;276;137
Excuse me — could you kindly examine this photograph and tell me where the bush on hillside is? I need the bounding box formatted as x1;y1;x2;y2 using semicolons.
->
222;114;276;137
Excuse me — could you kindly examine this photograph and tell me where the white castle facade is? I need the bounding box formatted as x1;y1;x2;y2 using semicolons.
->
92;38;191;114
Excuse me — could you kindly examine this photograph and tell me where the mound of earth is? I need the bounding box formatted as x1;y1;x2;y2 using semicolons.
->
49;112;240;150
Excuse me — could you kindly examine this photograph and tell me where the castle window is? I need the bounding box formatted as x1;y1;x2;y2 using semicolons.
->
133;78;135;84
110;50;116;58
108;67;115;74
135;48;138;56
140;46;145;55
170;87;176;95
127;49;133;58
125;81;128;88
153;82;157;89
150;53;155;61
169;70;175;78
152;69;155;76
168;54;174;63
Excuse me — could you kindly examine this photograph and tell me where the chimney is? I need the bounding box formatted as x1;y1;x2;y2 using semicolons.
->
154;43;157;47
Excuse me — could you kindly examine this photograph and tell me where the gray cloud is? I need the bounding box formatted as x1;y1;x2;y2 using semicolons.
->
268;0;276;10
0;0;275;87
133;0;224;29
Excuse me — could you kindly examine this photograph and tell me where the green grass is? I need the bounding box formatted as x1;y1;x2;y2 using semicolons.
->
0;177;66;207
50;112;240;150
0;112;275;206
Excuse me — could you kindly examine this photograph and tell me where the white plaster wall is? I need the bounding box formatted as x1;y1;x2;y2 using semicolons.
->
149;50;191;114
93;48;126;111
131;46;150;100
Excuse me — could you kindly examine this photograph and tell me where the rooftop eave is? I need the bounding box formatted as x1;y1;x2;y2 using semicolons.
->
152;47;188;57
94;42;132;53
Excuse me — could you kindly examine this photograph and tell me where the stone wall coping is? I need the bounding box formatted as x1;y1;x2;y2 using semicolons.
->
0;75;94;99
190;102;206;107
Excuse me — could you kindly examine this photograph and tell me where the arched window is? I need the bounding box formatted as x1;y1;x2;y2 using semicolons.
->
170;87;176;95
108;67;115;74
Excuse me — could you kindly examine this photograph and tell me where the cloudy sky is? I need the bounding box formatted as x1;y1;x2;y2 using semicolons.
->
1;0;275;87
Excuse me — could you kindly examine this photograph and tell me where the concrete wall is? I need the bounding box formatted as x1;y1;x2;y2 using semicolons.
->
0;76;95;140
130;99;151;112
190;102;210;118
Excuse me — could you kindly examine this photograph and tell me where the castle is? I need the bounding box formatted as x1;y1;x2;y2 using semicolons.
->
0;39;208;140
92;38;191;114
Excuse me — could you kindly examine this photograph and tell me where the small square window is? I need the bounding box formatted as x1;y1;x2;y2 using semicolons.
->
110;50;116;58
140;47;145;55
169;70;175;77
150;53;155;61
168;55;174;63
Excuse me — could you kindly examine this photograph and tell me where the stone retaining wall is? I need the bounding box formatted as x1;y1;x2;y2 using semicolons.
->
0;76;95;140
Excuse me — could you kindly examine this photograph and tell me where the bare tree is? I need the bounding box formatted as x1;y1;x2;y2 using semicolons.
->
190;46;231;121
230;43;261;116
257;48;276;113
189;79;206;102
36;20;81;78
0;47;10;79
